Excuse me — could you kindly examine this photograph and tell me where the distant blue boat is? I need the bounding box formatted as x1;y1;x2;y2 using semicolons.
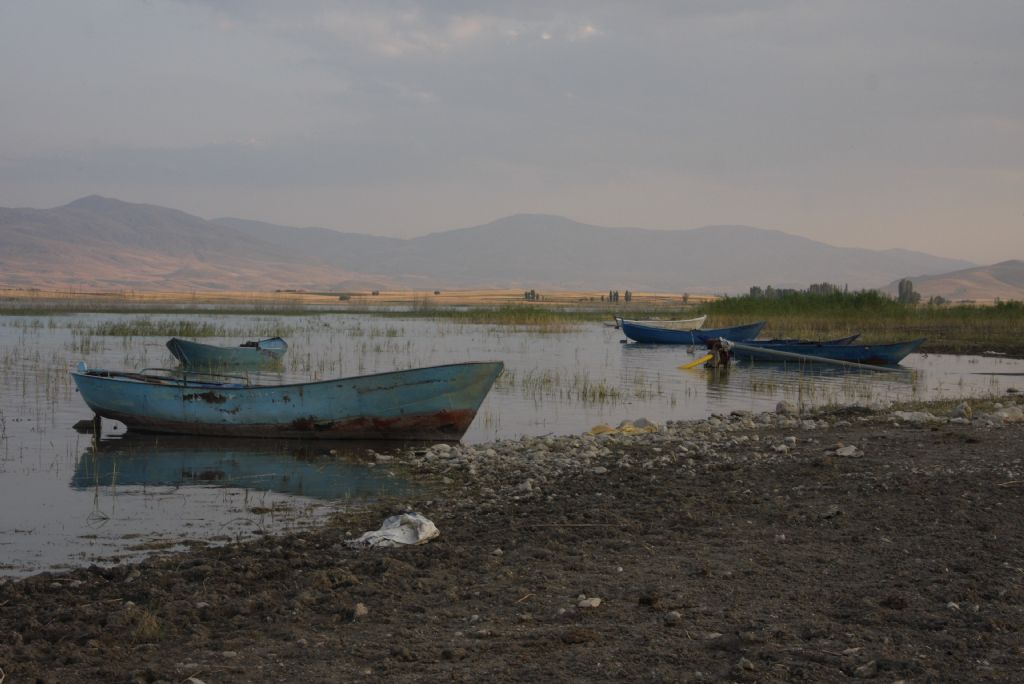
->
166;337;288;368
730;338;926;366
71;361;504;440
620;319;766;344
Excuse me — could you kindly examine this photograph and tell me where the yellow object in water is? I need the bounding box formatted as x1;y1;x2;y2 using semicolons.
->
678;354;713;370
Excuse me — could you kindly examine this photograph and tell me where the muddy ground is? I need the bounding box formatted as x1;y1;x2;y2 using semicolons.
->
2;397;1023;683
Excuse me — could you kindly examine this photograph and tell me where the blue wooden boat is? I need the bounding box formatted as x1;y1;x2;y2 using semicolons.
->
166;337;288;368
620;319;766;344
729;338;926;366
71;361;504;440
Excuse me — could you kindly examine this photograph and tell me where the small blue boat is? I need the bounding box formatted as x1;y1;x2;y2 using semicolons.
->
166;337;288;368
730;338;926;366
620;319;766;345
71;361;504;440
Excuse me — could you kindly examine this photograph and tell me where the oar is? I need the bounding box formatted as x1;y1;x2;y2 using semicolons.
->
727;341;907;373
679;354;713;370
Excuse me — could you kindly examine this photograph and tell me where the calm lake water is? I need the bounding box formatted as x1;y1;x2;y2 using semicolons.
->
2;312;1022;575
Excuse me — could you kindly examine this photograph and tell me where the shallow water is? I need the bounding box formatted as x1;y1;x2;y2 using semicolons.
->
1;312;1022;575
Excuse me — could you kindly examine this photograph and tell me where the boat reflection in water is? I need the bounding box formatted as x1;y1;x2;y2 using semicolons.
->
71;434;417;501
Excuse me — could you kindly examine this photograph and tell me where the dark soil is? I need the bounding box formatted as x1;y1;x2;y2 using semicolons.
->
2;411;1024;683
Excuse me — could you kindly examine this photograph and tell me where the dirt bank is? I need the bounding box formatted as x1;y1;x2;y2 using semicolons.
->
2;396;1023;683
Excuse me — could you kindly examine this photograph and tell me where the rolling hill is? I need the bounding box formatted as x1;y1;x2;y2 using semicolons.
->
883;260;1024;302
0;195;978;293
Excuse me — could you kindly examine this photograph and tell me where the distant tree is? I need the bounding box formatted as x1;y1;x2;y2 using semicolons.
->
808;282;841;296
897;279;921;304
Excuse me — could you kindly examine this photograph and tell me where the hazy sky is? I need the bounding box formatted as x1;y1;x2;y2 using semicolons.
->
1;1;1021;263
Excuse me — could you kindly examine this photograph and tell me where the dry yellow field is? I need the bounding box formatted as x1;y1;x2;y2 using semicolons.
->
0;287;715;309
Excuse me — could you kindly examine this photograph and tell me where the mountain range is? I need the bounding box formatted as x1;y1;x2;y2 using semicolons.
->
0;195;999;296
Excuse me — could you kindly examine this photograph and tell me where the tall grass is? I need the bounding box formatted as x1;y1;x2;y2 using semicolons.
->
698;294;1024;354
70;319;294;338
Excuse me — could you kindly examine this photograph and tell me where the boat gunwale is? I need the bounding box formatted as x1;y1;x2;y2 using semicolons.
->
622;319;766;333
72;360;506;392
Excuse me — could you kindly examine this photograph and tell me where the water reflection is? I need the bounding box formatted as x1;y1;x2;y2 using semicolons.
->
72;435;415;501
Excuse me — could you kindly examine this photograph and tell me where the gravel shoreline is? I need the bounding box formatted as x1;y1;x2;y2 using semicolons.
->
2;394;1023;683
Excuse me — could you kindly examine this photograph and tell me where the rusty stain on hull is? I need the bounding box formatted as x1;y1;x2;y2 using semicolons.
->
96;408;478;440
182;391;229;404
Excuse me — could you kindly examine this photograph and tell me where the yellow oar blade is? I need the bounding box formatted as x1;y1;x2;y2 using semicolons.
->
679;354;713;370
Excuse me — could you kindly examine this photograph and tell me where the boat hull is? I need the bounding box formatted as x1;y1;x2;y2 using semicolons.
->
620;320;766;344
732;338;926;365
166;337;288;368
72;361;504;440
616;315;706;331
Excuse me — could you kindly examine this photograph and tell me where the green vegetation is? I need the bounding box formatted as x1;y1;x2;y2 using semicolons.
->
375;305;589;331
2;289;1022;354
701;292;1024;355
71;319;294;338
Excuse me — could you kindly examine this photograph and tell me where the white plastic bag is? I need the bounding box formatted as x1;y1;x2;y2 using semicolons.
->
346;512;440;548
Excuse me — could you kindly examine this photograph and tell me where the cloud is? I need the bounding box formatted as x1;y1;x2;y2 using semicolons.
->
313;7;603;57
1;0;1022;262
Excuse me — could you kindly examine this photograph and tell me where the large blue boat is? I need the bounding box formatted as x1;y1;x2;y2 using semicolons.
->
730;338;926;366
71;361;504;440
620;319;766;345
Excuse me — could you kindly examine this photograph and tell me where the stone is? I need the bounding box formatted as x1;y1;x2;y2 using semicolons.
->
854;660;878;678
776;400;798;416
819;504;842;519
893;410;938;424
577;597;602;608
835;445;860;457
950;402;972;420
996;406;1024;423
